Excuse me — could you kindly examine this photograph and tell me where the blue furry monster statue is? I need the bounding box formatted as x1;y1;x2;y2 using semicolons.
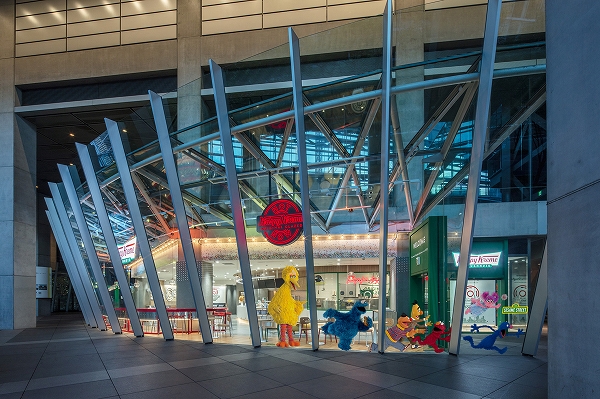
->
321;300;373;351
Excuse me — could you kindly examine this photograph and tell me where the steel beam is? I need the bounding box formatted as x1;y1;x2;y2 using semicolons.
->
390;95;415;226
58;164;122;333
377;0;392;353
49;184;106;329
76;143;144;337
449;0;502;355
149;90;214;344
522;244;547;356
106;118;174;340
289;28;319;350
210;60;261;347
45;203;94;326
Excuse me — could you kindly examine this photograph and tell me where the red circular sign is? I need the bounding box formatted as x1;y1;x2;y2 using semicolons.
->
256;199;303;246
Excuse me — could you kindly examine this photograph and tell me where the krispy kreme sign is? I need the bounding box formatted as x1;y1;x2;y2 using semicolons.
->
256;199;303;246
452;252;501;268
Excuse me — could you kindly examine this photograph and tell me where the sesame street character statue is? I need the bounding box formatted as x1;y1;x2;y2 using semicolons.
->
268;266;304;347
462;322;523;354
321;300;373;351
410;321;451;353
465;291;501;319
369;313;424;353
409;300;431;348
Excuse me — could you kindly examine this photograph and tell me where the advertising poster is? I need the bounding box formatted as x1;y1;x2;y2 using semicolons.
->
36;266;52;298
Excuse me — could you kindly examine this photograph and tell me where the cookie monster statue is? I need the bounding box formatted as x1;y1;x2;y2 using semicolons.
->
321;300;373;351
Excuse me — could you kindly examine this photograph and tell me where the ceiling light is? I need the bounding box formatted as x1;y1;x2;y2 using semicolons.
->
69;133;74;137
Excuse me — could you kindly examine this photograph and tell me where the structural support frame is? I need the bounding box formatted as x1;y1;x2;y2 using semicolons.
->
106;118;174;340
289;27;319;350
149;90;213;344
48;184;106;329
45;202;94;327
209;60;261;347
449;0;502;355
76;143;144;337
377;0;392;352
58;164;122;333
522;244;547;356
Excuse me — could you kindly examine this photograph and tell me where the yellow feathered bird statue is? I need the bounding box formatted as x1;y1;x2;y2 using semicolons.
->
268;266;304;347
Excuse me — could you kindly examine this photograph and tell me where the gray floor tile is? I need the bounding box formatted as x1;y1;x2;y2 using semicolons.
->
0;392;23;399
332;353;393;367
32;353;106;378
26;370;109;390
387;380;482;399
198;344;253;356
231;355;297;371
0;380;28;395
179;362;252;381
368;360;438;379
263;351;322;364
0;367;36;384
21;379;117;399
290;374;381;399
449;361;531;382
256;363;334;384
230;385;319;399
0;353;42;370
304;359;360;374
111;369;194;395
169;356;225;370
355;388;420;399
197;371;282;398
218;351;268;362
101;353;166;370
119;382;219;399
342;367;409;388
512;371;547;388
485;382;548;399
107;362;174;378
0;343;47;356
416;369;508;397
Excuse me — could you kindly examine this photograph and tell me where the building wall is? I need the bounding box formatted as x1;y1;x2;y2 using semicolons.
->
546;0;600;397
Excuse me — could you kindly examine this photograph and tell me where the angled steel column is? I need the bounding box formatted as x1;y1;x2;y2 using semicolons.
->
58;164;122;333
49;184;106;329
45;203;94;326
149;90;213;344
390;96;414;226
289;28;319;350
449;0;502;355
522;244;547;356
106;118;174;340
209;60;261;347
377;0;392;352
76;143;144;337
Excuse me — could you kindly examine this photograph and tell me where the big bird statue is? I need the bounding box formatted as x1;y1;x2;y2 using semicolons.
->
268;266;304;347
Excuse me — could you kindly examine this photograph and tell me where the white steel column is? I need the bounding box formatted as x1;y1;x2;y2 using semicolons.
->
76;143;144;337
209;60;261;347
149;90;213;344
289;28;319;350
376;0;393;352
449;0;502;355
522;244;547;356
48;184;106;329
58;164;122;333
45;203;94;326
106;118;174;340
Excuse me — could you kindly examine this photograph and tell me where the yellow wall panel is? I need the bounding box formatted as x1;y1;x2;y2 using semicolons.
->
264;7;326;28
263;0;325;13
16;39;66;57
16;25;66;43
67;0;119;9
16;12;66;30
327;1;385;21
121;24;176;44
425;0;486;10
17;0;66;17
67;32;120;50
202;0;262;21
67;4;120;23
122;10;176;30
202;14;261;34
121;0;177;16
67;18;120;37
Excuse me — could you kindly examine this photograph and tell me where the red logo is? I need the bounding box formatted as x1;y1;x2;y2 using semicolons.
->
257;199;303;246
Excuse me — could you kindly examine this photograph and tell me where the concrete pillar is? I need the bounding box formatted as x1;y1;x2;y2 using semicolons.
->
0;2;37;329
546;1;600;396
201;261;214;307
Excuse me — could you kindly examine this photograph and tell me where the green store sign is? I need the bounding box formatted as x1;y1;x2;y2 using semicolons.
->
502;303;528;314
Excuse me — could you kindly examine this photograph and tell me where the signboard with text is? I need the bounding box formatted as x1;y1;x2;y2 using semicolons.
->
256;199;303;246
118;237;137;264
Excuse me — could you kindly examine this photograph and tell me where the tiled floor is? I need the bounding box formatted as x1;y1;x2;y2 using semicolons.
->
0;314;547;399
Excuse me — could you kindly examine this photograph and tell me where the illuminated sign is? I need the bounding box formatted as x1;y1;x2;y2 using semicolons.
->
256;199;303;246
452;252;501;268
118;237;137;264
346;275;380;285
502;303;529;314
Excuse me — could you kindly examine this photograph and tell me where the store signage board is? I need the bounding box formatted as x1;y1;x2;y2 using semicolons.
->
502;303;529;314
256;199;303;246
452;252;502;268
118;237;137;264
